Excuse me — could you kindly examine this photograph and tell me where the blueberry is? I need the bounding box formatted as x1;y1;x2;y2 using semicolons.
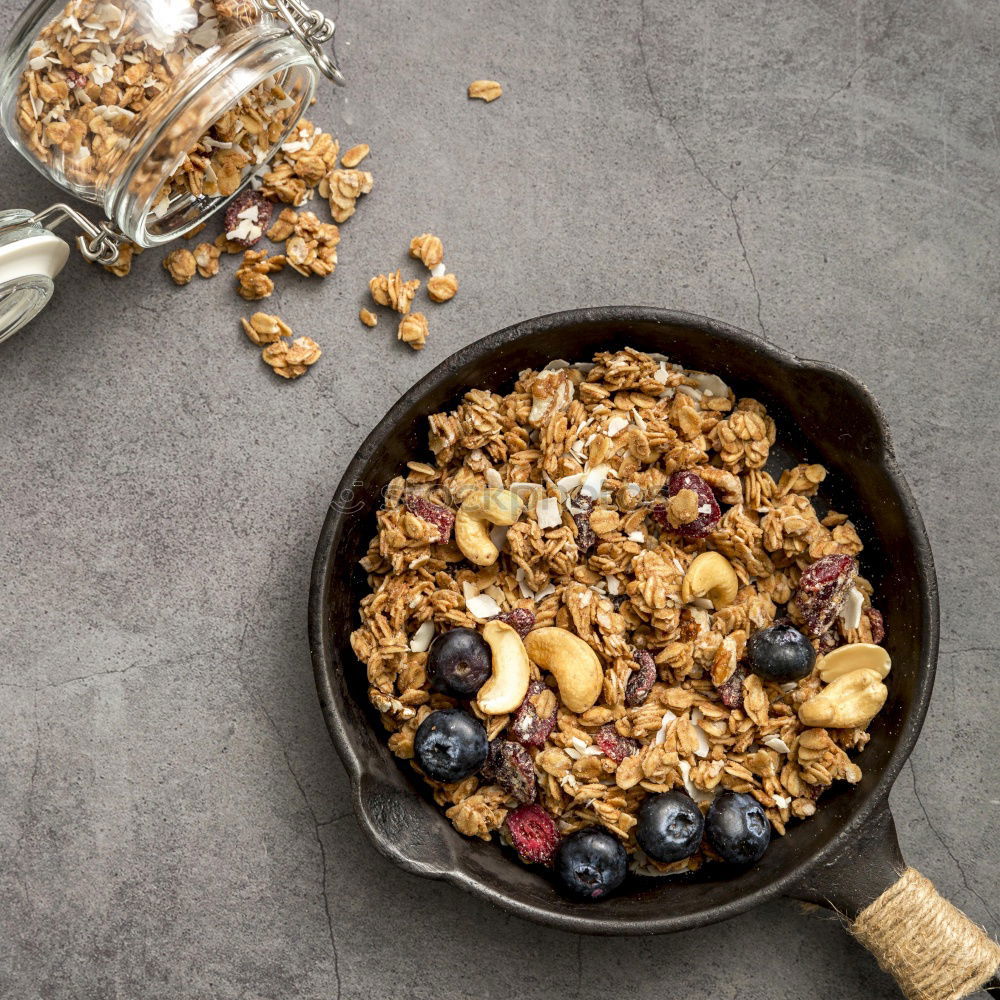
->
746;623;816;681
635;791;705;863
554;827;628;901
414;709;488;782
705;790;771;865
426;627;492;697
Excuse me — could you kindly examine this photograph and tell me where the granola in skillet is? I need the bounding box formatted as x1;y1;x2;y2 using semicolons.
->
349;348;890;895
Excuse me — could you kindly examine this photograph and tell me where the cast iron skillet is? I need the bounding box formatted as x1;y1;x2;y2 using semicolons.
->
309;308;999;992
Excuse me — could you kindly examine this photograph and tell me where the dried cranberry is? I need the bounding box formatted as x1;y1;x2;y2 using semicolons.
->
651;471;721;538
509;681;558;747
223;189;273;248
717;662;748;709
625;648;656;707
484;739;537;803
571;494;596;553
505;804;560;865
867;608;886;645
594;723;641;762
492;607;536;639
402;493;455;544
793;554;857;637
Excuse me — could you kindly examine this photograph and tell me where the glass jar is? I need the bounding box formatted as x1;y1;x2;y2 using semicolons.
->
0;0;343;338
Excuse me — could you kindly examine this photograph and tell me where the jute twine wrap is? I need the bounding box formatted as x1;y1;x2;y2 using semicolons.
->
851;868;1000;1000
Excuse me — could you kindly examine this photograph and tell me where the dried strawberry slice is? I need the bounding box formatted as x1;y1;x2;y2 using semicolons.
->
594;723;640;762
505;803;560;865
866;608;886;645
402;493;455;544
223;189;273;248
493;607;536;639
650;471;720;537
571;494;596;553
625;648;656;707
793;554;857;637
509;681;558;746
716;662;748;709
484;739;537;803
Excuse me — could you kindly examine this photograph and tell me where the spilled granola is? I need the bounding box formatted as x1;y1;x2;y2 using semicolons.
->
350;348;891;887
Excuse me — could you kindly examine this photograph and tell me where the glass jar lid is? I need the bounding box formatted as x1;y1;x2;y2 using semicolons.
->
0;209;70;344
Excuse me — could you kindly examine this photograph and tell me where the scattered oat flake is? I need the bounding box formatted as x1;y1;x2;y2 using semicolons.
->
468;79;502;102
340;143;370;168
359;308;378;328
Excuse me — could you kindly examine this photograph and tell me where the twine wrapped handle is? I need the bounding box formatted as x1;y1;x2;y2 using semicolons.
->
850;868;1000;999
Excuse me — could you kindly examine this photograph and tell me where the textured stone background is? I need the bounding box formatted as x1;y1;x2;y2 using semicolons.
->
1;0;997;997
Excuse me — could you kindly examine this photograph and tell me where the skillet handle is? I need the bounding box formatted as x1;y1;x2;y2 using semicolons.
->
792;803;1000;998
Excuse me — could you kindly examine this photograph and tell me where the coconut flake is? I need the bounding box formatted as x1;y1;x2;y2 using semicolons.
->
516;567;533;599
606;576;620;596
627;530;645;543
542;359;570;371
534;581;556;601
675;384;703;402
762;735;791;754
579;464;610;500
555;473;584;500
690;708;711;759
606;415;629;437
686;371;730;398
839;586;864;631
484;468;503;490
467;593;502;619
408;620;435;653
535;496;562;529
773;794;791;810
654;709;678;746
489;523;510;553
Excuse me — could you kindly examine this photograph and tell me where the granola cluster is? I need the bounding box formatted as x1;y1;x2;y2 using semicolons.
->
17;0;297;210
350;348;888;878
362;233;459;351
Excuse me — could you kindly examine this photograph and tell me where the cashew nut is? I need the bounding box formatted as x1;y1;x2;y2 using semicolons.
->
798;667;887;728
680;551;739;609
454;488;524;566
523;627;603;714
475;621;531;715
818;642;891;683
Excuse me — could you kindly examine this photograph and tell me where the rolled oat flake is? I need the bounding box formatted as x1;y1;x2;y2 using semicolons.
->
0;0;346;342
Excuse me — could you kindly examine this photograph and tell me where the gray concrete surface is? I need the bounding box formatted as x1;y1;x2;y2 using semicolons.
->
1;0;998;997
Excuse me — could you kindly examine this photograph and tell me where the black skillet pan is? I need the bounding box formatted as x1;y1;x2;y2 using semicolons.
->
309;308;1000;997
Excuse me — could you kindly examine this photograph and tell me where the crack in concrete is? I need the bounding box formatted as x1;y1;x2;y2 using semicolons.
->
318;810;356;828
13;690;42;859
907;760;998;928
729;200;766;339
755;0;910;186
39;661;146;689
636;0;767;338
